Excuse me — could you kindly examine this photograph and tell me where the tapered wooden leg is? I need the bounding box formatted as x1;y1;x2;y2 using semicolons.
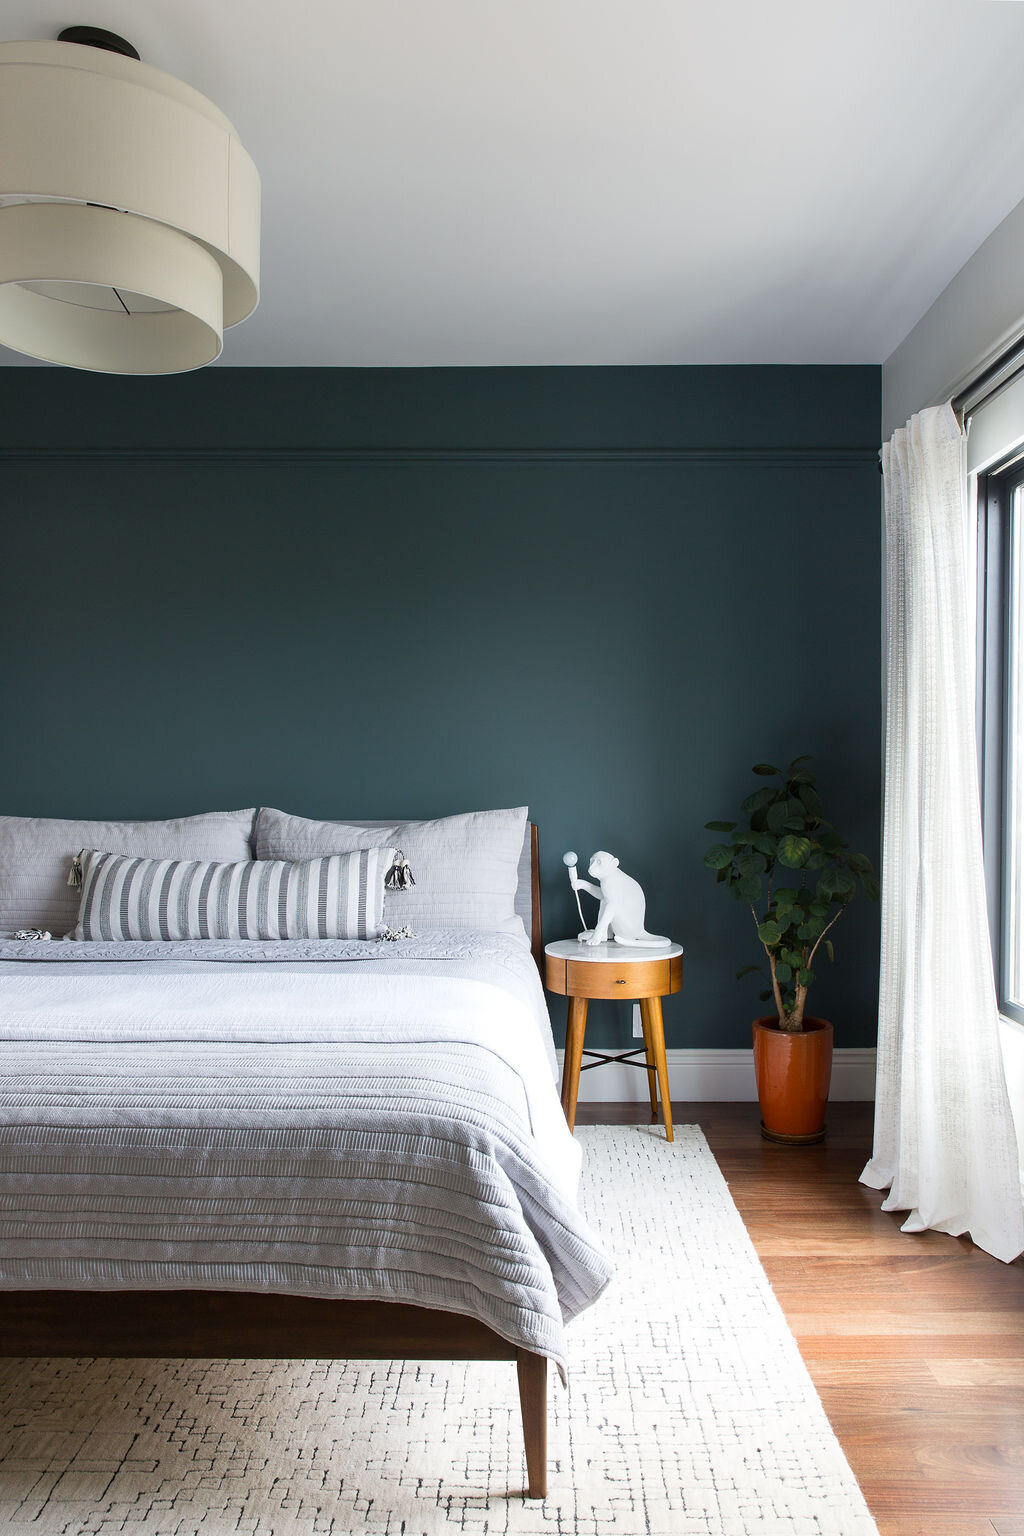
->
639;1005;659;1124
640;995;673;1141
560;996;588;1133
516;1349;548;1499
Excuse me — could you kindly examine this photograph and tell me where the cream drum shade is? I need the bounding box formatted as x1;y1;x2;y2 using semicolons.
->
0;39;260;373
0;204;224;372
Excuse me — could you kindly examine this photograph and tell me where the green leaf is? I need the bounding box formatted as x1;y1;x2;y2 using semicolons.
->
863;875;880;902
704;844;733;869
847;852;873;874
798;968;814;986
741;786;777;813
789;755;813;766
750;831;778;856
704;820;737;832
798;784;823;817
757;919;782;946
736;964;761;980
738;874;763;901
759;990;773;1002
775;961;792;983
825;940;835;963
778;834;812;868
774;887;798;904
766;800;790;833
735;849;767;876
818;866;854;898
716;866;728;883
752;763;780;776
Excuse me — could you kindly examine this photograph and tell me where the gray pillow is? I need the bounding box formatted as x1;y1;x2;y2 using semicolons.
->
70;845;393;942
0;808;256;937
256;806;529;941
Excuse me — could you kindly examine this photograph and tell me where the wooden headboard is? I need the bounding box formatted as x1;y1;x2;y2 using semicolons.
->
529;822;543;974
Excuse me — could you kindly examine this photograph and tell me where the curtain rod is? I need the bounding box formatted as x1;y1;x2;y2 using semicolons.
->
952;334;1024;422
878;338;1024;473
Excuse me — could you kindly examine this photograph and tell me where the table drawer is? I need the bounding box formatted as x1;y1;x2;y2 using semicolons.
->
564;956;673;999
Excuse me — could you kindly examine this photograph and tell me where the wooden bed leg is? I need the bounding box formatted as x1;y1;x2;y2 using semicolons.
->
516;1348;548;1498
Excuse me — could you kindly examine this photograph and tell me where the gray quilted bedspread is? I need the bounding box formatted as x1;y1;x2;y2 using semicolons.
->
0;934;612;1369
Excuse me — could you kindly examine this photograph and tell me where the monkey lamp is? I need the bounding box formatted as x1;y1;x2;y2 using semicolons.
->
563;850;671;948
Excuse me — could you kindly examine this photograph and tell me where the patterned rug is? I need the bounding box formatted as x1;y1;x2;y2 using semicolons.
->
0;1125;879;1535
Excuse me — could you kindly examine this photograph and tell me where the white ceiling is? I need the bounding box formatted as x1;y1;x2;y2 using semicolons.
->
3;0;1024;367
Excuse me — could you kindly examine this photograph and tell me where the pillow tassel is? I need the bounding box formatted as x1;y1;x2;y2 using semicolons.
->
67;852;84;888
384;851;415;891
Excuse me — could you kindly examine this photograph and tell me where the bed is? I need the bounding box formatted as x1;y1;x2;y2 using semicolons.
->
0;815;612;1500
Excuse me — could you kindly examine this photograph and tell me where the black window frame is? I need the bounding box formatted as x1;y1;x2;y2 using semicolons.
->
978;454;1024;1026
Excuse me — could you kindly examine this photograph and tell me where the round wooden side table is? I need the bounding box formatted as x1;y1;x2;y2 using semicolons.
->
544;939;684;1141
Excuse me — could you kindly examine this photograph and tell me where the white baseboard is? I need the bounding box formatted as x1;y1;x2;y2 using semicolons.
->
555;1047;877;1102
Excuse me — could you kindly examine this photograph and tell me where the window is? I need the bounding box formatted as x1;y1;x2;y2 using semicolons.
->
978;457;1024;1024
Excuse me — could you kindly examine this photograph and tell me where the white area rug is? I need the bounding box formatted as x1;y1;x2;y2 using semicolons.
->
0;1125;879;1535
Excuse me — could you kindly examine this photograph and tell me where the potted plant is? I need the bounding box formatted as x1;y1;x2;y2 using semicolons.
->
704;757;878;1143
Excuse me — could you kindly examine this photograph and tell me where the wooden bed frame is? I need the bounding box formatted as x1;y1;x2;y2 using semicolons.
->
0;823;551;1500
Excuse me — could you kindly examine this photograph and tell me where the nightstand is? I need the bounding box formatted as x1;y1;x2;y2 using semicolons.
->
544;939;684;1141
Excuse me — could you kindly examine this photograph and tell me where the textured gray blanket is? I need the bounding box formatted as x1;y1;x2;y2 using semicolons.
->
0;934;611;1369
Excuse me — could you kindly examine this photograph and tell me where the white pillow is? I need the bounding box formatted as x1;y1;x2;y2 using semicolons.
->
0;809;256;937
255;806;529;941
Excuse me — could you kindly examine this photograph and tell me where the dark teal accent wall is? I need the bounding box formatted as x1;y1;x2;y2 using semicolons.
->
0;365;881;1049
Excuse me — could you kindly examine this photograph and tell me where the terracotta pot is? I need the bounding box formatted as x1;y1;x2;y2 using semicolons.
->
752;1015;833;1145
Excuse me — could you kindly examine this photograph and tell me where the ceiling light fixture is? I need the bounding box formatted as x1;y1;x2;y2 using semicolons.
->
0;28;260;374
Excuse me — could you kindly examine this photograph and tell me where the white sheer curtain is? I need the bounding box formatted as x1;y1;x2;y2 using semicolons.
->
861;403;1024;1263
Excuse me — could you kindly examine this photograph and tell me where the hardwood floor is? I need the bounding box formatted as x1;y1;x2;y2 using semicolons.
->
576;1101;1024;1536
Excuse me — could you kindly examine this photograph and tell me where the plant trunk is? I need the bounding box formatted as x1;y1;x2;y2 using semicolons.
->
768;952;786;1022
765;942;809;1032
780;982;808;1032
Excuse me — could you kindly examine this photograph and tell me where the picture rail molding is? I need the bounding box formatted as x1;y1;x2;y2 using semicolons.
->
0;446;877;468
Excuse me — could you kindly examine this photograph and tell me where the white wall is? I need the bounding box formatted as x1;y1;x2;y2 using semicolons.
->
883;194;1024;437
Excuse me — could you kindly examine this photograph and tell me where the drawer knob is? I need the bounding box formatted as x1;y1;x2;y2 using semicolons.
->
614;978;626;985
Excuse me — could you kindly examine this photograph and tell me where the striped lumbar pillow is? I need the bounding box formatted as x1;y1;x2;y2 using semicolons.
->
70;846;395;942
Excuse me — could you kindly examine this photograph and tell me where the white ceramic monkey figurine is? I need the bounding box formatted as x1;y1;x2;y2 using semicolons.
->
568;851;671;947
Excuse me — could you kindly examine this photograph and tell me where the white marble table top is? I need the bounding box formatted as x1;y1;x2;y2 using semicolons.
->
544;938;684;963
